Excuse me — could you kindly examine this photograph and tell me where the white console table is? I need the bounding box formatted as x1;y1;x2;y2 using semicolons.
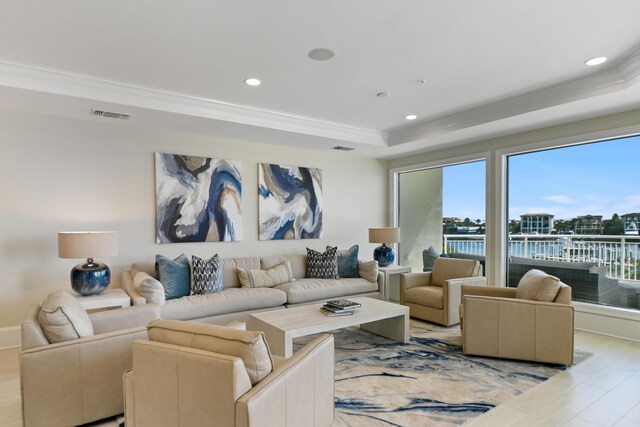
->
379;265;412;301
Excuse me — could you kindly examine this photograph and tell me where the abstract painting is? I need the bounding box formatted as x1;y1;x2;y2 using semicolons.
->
258;163;322;240
155;153;242;243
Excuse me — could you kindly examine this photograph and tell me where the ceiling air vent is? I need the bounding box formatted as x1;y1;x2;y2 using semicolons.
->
332;146;355;151
92;110;130;120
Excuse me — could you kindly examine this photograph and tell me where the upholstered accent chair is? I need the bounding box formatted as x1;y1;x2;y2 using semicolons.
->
460;269;575;365
20;295;160;427
123;320;335;427
400;257;486;326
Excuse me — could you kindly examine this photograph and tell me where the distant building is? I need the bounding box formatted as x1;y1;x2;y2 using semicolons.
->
520;213;554;234
442;217;460;225
621;213;640;235
575;215;603;235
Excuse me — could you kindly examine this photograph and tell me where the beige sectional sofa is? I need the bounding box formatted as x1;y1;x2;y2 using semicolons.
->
122;254;383;324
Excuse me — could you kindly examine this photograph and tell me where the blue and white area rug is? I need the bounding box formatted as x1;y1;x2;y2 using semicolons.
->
296;319;590;427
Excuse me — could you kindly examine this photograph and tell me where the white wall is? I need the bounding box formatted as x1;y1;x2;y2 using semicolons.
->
0;109;388;330
398;168;443;272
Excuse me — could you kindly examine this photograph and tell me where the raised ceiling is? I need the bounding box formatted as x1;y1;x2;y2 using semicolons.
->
1;1;640;158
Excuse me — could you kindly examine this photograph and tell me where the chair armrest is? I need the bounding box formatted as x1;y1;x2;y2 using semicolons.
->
441;277;487;326
90;304;161;334
462;296;574;365
236;334;335;427
20;326;148;427
122;269;147;305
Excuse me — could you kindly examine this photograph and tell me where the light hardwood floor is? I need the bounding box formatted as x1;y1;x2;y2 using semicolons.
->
1;330;639;426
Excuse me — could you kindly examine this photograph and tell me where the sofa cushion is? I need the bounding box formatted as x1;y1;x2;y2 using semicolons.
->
155;254;190;299
306;247;339;279
328;245;359;278
146;319;273;385
358;260;379;283
262;255;307;280
160;287;287;321
38;290;94;343
191;254;223;294
133;272;166;305
403;286;444;309
274;277;378;304
431;257;480;287
515;269;563;302
237;260;295;288
222;257;261;289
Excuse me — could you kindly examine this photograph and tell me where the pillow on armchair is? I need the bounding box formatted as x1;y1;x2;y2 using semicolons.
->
37;290;94;343
515;269;563;302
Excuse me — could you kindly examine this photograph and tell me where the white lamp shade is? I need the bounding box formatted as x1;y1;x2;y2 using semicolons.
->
58;231;119;259
368;227;400;244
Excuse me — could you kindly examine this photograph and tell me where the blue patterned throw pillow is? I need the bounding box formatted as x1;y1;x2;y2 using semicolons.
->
191;254;223;294
327;245;359;278
155;254;190;300
306;247;339;279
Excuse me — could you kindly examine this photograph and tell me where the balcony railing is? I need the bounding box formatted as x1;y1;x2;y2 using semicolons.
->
444;234;640;281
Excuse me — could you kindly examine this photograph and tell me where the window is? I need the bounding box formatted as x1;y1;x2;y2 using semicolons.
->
396;160;486;274
507;135;640;311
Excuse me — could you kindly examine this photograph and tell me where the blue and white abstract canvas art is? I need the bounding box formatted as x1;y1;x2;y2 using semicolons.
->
155;153;242;243
258;163;322;240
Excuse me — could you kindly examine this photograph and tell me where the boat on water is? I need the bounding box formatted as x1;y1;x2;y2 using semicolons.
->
626;222;639;236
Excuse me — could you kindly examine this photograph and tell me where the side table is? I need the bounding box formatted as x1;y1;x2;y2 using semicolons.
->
379;265;412;302
70;288;131;311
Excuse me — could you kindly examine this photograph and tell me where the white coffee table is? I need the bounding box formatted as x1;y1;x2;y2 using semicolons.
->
247;297;409;357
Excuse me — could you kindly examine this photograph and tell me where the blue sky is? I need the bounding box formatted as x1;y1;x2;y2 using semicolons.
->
443;135;640;222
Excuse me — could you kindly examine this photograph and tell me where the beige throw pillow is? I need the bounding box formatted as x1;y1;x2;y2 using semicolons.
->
38;290;94;343
515;269;563;302
133;271;166;305
147;319;273;385
237;260;295;288
358;260;379;283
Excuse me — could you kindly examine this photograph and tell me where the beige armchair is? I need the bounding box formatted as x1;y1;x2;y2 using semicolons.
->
123;320;335;427
460;269;574;365
20;301;160;427
400;257;486;326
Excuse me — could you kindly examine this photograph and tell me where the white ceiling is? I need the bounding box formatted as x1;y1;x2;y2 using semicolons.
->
1;1;640;158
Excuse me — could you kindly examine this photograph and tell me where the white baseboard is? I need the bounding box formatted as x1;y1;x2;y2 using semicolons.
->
574;302;640;342
0;326;21;349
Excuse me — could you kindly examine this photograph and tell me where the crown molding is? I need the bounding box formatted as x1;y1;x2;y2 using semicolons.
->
0;61;387;146
389;48;640;147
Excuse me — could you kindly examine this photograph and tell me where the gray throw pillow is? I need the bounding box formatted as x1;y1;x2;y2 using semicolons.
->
155;254;190;299
191;254;223;294
306;247;339;279
327;245;359;278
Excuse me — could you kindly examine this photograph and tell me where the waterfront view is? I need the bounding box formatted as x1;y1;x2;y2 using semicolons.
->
441;135;640;311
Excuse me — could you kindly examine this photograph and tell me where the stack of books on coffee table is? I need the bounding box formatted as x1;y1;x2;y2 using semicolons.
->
320;299;362;316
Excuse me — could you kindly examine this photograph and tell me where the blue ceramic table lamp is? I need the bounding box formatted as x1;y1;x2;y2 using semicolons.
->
369;227;400;267
58;231;119;296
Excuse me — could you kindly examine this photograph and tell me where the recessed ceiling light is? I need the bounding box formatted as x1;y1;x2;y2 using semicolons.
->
377;92;390;98
585;57;607;66
308;48;335;61
244;78;261;86
405;114;417;120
